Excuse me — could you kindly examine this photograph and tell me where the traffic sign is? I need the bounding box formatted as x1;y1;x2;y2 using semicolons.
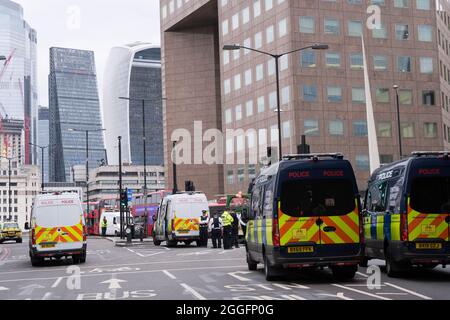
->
127;189;133;202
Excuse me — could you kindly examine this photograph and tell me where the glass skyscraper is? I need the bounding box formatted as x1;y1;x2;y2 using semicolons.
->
103;43;163;166
38;106;49;183
0;0;38;165
49;47;105;182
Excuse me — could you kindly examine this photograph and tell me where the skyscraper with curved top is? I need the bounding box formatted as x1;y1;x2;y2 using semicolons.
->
103;43;163;167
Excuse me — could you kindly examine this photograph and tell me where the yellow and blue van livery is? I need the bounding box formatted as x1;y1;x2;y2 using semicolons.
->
246;153;363;281
363;151;450;277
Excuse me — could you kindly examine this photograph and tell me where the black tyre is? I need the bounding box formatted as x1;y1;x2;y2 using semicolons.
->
153;239;161;246
16;239;22;244
360;256;369;268
246;250;257;271
264;253;280;281
72;256;80;264
167;240;177;247
385;245;407;278
31;256;43;267
332;265;357;280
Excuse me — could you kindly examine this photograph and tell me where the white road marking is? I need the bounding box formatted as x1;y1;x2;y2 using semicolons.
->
384;282;432;300
180;283;207;300
126;248;168;257
332;284;391;300
0;265;248;284
345;284;386;287
356;272;369;278
0;286;9;291
318;293;353;300
51;277;63;288
376;293;408;296
42;292;52;300
228;271;252;282
162;270;177;280
101;278;127;290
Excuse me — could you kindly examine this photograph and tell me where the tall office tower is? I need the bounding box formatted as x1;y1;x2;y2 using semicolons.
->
37;106;49;183
103;43;163;167
161;0;449;194
49;47;105;182
0;0;38;165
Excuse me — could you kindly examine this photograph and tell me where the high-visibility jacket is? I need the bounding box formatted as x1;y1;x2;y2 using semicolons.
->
101;220;107;228
221;211;234;227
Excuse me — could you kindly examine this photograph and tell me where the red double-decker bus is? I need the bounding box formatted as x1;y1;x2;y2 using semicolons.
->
132;190;172;236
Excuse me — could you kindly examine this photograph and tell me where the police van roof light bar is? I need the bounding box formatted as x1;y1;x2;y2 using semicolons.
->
283;153;344;161
412;151;449;159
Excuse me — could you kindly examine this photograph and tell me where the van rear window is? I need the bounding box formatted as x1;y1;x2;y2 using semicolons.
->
35;205;81;227
280;179;355;217
410;177;450;213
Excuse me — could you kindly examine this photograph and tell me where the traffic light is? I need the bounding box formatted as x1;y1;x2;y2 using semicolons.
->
120;188;128;208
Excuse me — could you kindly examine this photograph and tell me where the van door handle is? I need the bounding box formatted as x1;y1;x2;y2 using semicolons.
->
323;226;336;233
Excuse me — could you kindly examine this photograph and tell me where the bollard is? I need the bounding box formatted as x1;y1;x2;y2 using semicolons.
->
126;227;132;244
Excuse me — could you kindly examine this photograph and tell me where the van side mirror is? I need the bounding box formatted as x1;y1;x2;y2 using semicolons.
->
24;222;30;230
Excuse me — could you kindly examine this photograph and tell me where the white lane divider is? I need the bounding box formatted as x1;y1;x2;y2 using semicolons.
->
180;283;207;300
51;277;63;288
332;284;392;300
163;270;177;280
384;282;432;300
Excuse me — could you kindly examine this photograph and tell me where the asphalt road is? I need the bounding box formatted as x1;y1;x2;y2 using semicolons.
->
0;236;449;300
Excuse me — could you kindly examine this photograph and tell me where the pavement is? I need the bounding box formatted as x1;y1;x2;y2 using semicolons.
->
0;236;449;300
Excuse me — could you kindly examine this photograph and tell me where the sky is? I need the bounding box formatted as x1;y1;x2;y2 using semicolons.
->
14;0;161;106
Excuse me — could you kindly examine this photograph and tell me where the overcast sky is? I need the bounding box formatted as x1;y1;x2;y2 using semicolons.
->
14;0;161;107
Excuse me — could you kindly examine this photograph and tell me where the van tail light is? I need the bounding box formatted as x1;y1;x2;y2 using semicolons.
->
31;229;36;245
171;219;175;233
273;218;280;247
83;226;87;241
400;213;408;242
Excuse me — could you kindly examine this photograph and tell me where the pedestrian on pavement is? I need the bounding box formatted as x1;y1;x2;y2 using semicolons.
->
101;216;108;237
199;210;209;247
221;210;234;250
208;213;223;248
230;211;240;248
237;212;247;242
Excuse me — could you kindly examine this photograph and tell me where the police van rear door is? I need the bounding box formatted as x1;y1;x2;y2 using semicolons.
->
407;161;450;249
278;162;360;256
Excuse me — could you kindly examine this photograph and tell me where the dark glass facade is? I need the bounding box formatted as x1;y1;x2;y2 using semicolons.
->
38;106;49;183
49;47;105;182
129;48;163;166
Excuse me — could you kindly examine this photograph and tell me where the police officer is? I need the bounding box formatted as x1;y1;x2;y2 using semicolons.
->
221;211;234;250
208;213;223;248
230;211;239;248
101;217;108;237
199;210;209;247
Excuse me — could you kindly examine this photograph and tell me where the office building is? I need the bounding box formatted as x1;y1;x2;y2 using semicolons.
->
37;106;49;183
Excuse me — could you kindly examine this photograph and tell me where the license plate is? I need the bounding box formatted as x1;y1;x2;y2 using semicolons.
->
178;230;190;234
416;243;442;250
288;246;314;253
40;243;55;248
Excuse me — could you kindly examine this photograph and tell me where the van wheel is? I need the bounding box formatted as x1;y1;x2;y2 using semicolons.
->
360;257;369;268
154;239;161;246
167;240;177;247
16;239;22;244
332;265;357;280
73;256;80;264
31;256;43;267
264;253;280;281
246;250;257;271
385;245;404;278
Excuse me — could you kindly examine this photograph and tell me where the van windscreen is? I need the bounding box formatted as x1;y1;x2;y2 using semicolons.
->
35;205;81;227
410;177;450;213
280;179;355;217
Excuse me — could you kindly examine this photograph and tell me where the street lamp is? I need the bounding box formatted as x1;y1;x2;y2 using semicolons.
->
119;96;166;237
29;143;51;191
223;43;329;161
68;128;106;217
393;85;403;160
0;156;18;221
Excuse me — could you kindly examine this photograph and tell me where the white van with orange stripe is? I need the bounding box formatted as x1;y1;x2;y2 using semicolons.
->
153;192;209;247
29;193;87;266
246;154;363;281
363;151;450;277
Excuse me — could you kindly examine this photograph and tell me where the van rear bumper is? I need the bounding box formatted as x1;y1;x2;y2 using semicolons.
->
268;244;363;268
30;244;87;258
389;241;450;265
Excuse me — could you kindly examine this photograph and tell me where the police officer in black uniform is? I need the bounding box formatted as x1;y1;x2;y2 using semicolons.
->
199;210;209;247
208;213;223;248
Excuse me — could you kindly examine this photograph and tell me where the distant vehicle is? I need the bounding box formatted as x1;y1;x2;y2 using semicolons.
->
100;210;121;236
28;192;87;266
246;153;363;281
153;192;209;247
0;221;22;244
132;190;172;236
363;151;450;277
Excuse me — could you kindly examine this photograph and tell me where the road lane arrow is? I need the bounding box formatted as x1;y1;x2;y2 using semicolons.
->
18;284;45;296
227;271;252;282
101;278;127;289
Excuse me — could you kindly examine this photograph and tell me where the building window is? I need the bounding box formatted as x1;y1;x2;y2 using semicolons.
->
373;55;388;71
246;100;253;117
303;84;317;102
401;123;415;138
299;16;315;34
227;170;234;184
397;56;411;72
416;0;430;10
424;122;438;138
422;90;435;105
278;18;287;37
254;32;262;49
394;0;409;8
380;154;394;164
327;86;342;102
329;120;344;136
399;89;413;105
326;52;341;68
304;119;319;136
350;54;363;69
282;121;291;138
419;57;433;74
353;121;368;137
257;96;265;113
324;18;340;35
348;20;362;37
372;22;387;39
376;88;390;103
301;51;316;68
266;25;274;44
395;24;409;40
378;122;392;137
418;25;432;42
355;155;370;171
352;87;365;103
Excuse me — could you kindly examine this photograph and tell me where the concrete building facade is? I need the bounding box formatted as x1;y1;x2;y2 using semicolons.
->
161;0;449;194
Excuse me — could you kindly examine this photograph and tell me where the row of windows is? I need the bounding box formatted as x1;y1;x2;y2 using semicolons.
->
302;119;438;139
1;215;18;222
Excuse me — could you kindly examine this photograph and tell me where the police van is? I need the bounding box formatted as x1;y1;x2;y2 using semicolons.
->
246;153;363;281
28;192;87;266
363;151;450;277
153;192;209;247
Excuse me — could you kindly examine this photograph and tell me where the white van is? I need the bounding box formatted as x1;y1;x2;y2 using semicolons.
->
100;211;121;236
153;192;209;247
28;193;87;266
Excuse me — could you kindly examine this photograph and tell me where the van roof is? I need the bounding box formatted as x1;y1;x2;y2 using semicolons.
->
35;193;80;201
165;192;207;200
